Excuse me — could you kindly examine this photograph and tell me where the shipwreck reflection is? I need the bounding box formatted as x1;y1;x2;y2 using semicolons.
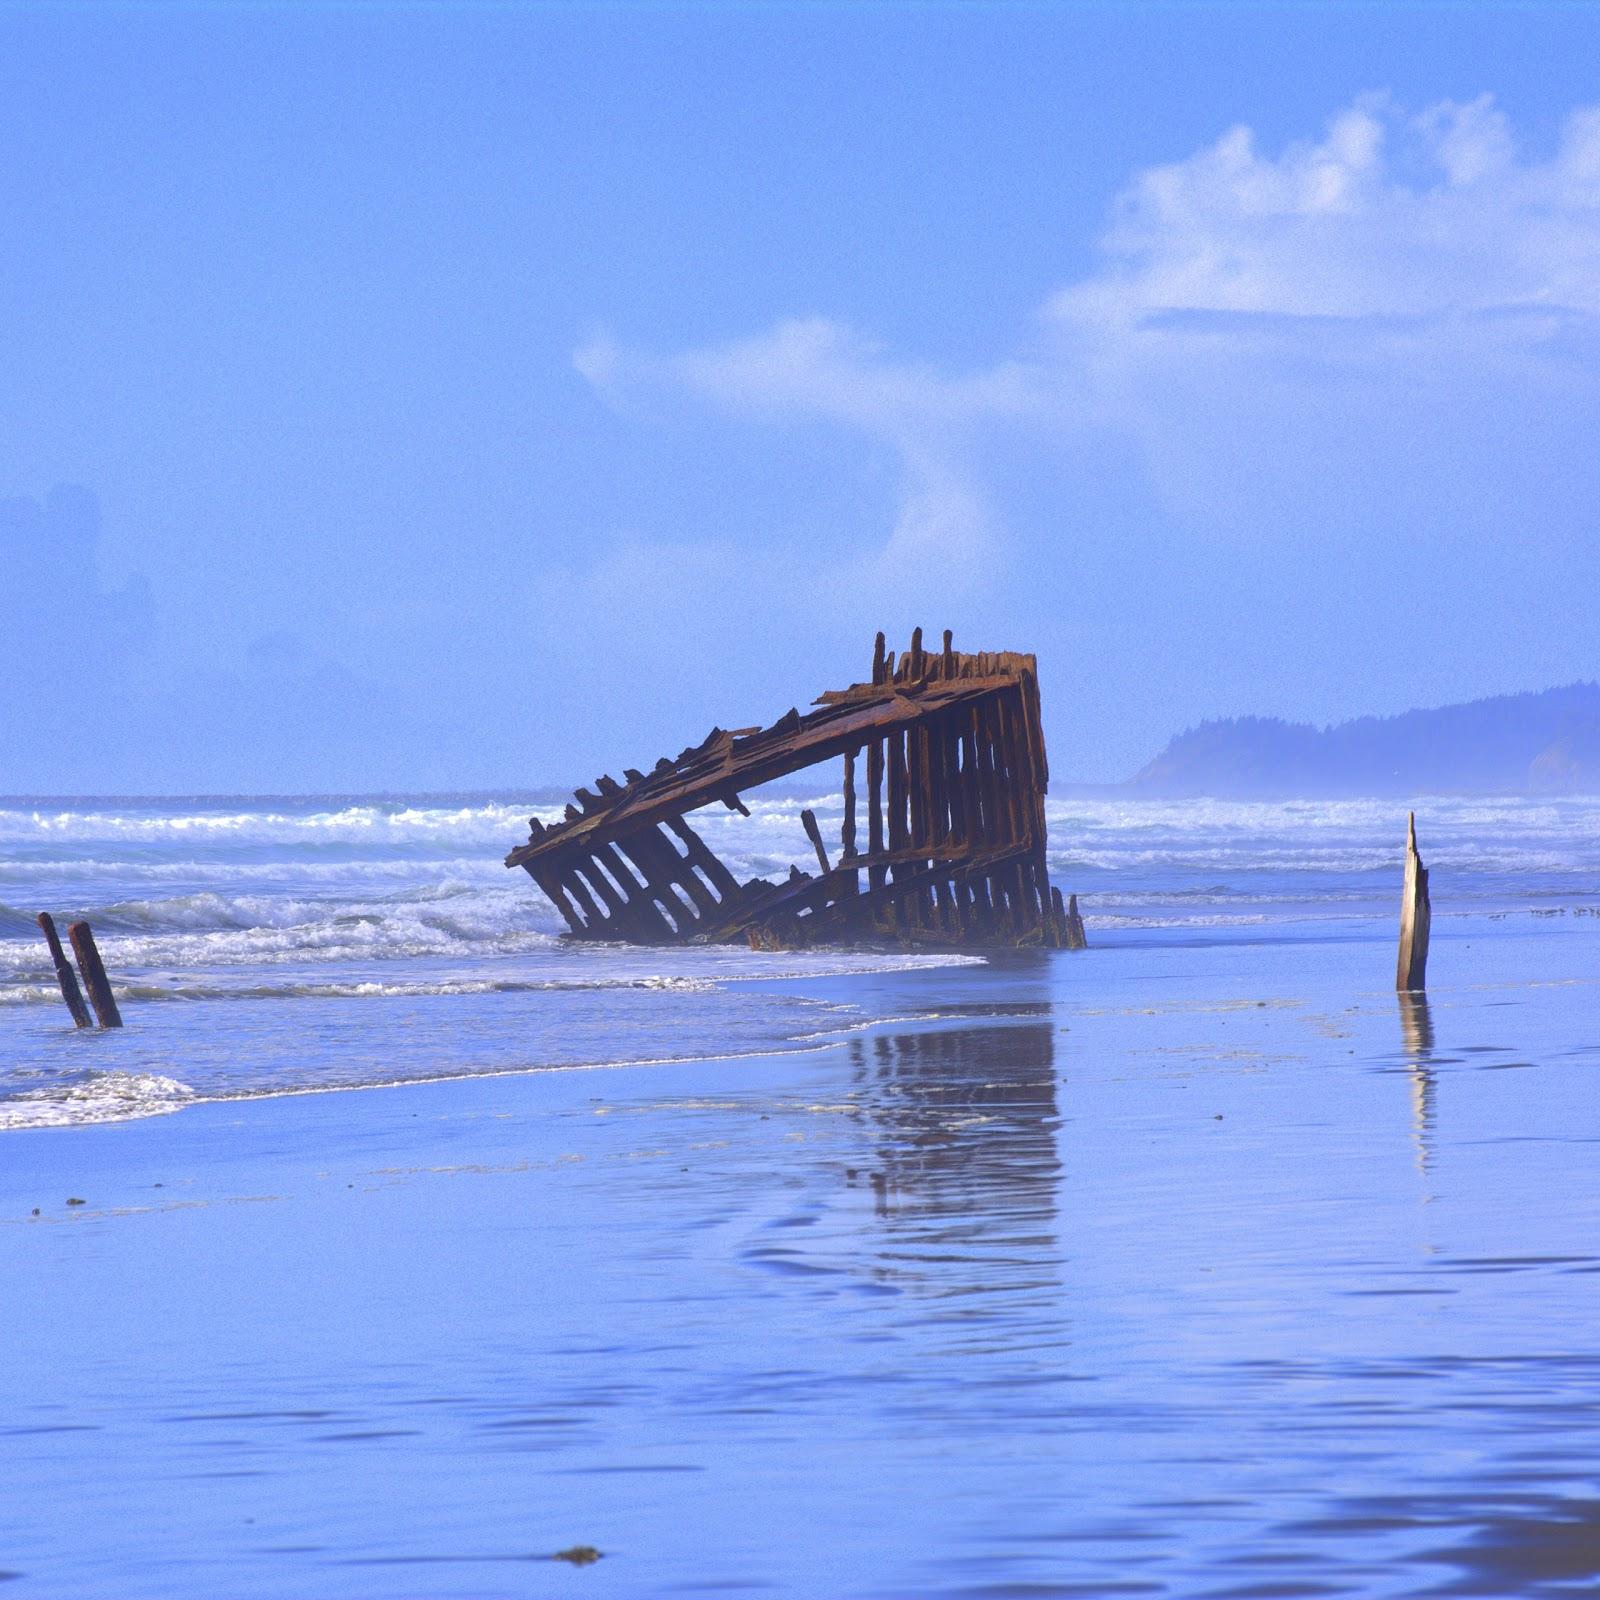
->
846;1019;1060;1241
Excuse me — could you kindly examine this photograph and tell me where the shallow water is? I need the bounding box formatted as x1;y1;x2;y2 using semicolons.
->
4;791;1600;1126
4;916;1600;1596
5;792;1600;1595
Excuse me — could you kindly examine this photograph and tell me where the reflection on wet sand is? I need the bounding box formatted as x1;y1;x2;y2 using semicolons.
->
848;1021;1059;1221
12;942;1600;1599
836;1018;1062;1320
1400;991;1436;1175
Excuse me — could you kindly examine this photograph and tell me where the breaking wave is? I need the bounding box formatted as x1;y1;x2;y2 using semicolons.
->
3;788;1599;1129
0;799;550;849
0;1071;195;1130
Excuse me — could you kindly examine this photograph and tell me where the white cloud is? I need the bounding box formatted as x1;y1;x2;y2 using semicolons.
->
1036;96;1600;538
1054;95;1600;332
576;94;1600;571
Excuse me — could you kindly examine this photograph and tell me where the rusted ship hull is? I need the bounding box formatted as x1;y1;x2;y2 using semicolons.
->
505;631;1074;949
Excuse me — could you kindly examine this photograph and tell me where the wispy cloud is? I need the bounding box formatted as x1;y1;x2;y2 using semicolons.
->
575;317;1038;581
574;93;1600;601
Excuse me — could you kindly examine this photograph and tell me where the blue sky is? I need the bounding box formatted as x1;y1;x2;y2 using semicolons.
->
5;0;1600;792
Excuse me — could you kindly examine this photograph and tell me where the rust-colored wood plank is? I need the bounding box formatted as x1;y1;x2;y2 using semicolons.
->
662;816;742;903
910;721;937;925
960;712;983;848
975;701;1003;847
867;735;886;895
886;727;910;933
705;840;988;941
529;864;585;934
600;841;686;939
764;840;1038;946
559;866;607;933
800;808;832;876
614;827;715;924
576;851;643;934
506;676;1019;871
994;691;1026;847
886;729;909;854
841;747;858;859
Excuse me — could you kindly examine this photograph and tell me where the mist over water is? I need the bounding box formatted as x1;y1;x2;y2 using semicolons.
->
3;790;1599;1128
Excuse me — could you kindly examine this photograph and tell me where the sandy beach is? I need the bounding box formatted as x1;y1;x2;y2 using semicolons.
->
7;922;1600;1597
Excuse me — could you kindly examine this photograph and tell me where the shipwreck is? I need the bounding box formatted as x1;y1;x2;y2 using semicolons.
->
505;630;1084;951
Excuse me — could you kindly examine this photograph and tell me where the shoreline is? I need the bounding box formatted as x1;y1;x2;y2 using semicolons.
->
3;911;1592;1136
6;928;1600;1595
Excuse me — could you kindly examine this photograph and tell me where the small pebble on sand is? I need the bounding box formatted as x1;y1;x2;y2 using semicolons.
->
552;1545;602;1565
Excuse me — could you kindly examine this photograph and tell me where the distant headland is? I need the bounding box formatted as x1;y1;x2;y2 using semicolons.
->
1128;682;1600;798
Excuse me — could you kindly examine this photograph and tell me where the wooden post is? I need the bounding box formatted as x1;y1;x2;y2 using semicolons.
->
867;736;886;895
37;913;91;1029
1052;888;1087;951
67;921;122;1028
841;748;858;859
887;731;910;932
1046;885;1066;948
961;714;984;845
1396;811;1431;992
839;748;860;902
800;808;832;876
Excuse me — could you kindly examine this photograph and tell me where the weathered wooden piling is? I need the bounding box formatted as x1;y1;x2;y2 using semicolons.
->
1053;888;1087;951
68;921;123;1028
800;808;832;876
36;913;92;1029
1396;811;1430;992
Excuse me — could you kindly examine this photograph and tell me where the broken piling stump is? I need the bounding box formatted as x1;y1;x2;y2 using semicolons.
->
68;921;123;1028
800;808;832;876
1052;888;1088;951
36;913;92;1029
505;631;1075;950
1396;811;1430;992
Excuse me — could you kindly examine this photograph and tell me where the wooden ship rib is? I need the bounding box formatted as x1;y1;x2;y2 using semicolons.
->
504;630;1082;950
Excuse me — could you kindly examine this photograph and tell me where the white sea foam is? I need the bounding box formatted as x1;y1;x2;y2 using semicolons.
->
4;790;1599;1128
0;973;721;1006
0;799;551;847
0;1071;195;1130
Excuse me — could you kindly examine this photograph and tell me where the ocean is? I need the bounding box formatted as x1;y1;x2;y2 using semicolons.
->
3;790;1599;1128
6;791;1600;1595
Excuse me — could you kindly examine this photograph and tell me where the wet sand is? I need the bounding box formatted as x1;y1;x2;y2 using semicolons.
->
4;925;1600;1597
